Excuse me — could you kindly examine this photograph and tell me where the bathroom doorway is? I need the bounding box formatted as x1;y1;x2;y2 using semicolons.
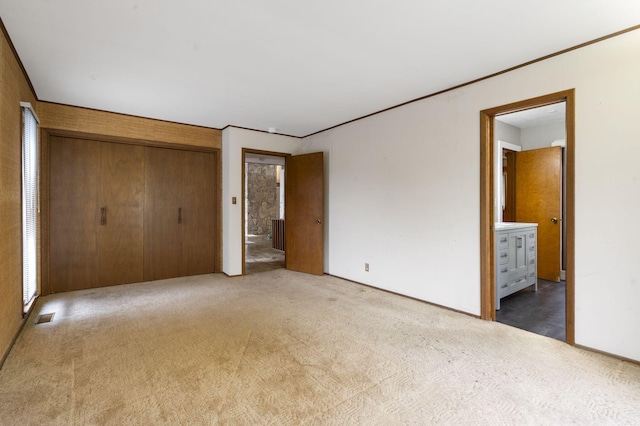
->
479;89;575;345
494;103;566;340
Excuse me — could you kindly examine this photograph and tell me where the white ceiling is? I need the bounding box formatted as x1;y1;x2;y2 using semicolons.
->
496;102;566;129
1;1;639;137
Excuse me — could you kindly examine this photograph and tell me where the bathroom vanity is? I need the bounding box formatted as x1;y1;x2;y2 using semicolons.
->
495;222;538;310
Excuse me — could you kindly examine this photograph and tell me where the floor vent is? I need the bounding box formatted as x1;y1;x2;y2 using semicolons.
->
36;313;55;324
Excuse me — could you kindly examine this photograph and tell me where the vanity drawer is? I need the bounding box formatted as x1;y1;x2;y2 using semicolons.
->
498;249;509;265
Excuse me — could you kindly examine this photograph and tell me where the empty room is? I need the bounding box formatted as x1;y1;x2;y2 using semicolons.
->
1;1;640;424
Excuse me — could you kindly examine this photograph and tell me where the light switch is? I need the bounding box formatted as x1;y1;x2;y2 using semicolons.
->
232;197;237;204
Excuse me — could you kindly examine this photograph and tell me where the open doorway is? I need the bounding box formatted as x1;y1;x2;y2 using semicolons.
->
494;103;566;341
480;89;575;345
242;150;287;275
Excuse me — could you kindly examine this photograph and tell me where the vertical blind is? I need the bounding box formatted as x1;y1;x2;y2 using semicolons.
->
21;103;39;307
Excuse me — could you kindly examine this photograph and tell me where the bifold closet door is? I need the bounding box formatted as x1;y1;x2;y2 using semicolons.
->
144;147;217;280
98;142;145;285
181;150;217;275
49;137;144;292
144;147;184;280
50;137;100;292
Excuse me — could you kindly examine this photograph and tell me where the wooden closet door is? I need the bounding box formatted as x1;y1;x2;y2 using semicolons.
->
144;147;184;280
49;137;100;292
181;151;217;276
98;142;145;286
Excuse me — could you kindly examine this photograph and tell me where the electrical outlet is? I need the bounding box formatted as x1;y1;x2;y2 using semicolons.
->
365;263;369;272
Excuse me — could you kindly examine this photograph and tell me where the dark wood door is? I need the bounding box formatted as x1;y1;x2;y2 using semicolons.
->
181;150;217;276
98;142;145;286
515;146;562;281
50;138;146;292
144;147;184;280
50;137;100;292
285;152;324;275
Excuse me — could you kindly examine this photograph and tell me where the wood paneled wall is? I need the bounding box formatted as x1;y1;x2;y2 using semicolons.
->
38;102;221;149
1;31;222;364
0;27;38;364
39;105;223;295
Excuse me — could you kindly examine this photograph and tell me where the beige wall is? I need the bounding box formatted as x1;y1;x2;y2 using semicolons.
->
0;28;38;363
303;28;640;361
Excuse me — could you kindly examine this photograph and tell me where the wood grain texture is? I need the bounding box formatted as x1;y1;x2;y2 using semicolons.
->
0;27;38;364
38;102;221;149
144;147;185;280
98;142;145;286
515;147;562;281
285;152;324;275
49;137;101;292
181;150;217;276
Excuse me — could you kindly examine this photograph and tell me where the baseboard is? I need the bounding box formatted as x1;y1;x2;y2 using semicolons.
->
0;296;39;370
575;344;640;366
326;274;480;319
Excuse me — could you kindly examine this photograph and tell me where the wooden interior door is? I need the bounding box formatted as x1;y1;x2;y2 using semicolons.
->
285;152;324;275
49;137;100;292
98;142;145;286
144;147;184;280
515;146;562;281
181;150;217;276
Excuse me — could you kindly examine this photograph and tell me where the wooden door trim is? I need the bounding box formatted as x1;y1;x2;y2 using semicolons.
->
41;129;221;294
479;89;575;345
241;148;290;276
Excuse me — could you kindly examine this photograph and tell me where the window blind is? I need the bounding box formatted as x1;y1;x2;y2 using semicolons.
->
21;103;39;307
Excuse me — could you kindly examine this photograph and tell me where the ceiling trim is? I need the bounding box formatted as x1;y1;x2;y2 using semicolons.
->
302;24;640;139
222;125;301;139
4;14;638;140
1;17;36;99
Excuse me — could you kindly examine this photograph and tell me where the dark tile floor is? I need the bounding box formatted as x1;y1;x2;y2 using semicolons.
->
496;279;566;341
245;234;285;274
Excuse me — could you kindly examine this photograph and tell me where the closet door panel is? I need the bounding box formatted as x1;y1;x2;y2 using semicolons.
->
144;147;184;280
98;142;145;286
181;151;216;275
49;137;100;292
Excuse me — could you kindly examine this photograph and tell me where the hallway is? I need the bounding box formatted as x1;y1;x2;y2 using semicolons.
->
245;234;285;274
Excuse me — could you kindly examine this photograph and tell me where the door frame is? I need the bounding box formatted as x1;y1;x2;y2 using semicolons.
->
241;148;290;275
479;89;575;345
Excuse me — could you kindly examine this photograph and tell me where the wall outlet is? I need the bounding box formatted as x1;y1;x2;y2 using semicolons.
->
365;263;369;272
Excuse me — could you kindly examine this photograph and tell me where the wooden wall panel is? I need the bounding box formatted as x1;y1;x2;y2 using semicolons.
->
38;102;221;149
0;27;38;365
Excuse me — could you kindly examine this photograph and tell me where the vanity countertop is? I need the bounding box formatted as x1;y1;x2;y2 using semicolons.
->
495;222;538;231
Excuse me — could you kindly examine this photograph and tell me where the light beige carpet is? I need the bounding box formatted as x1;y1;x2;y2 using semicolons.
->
1;270;639;425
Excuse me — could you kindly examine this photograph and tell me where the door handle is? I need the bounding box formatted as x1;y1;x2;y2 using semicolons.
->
178;207;182;224
100;207;106;226
315;219;322;224
551;217;558;224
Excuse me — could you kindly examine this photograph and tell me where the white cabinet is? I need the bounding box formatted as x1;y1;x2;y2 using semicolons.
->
495;223;537;310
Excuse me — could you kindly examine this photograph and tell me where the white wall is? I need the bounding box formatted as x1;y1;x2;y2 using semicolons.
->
222;127;301;275
302;28;640;361
521;122;566;150
495;120;521;146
